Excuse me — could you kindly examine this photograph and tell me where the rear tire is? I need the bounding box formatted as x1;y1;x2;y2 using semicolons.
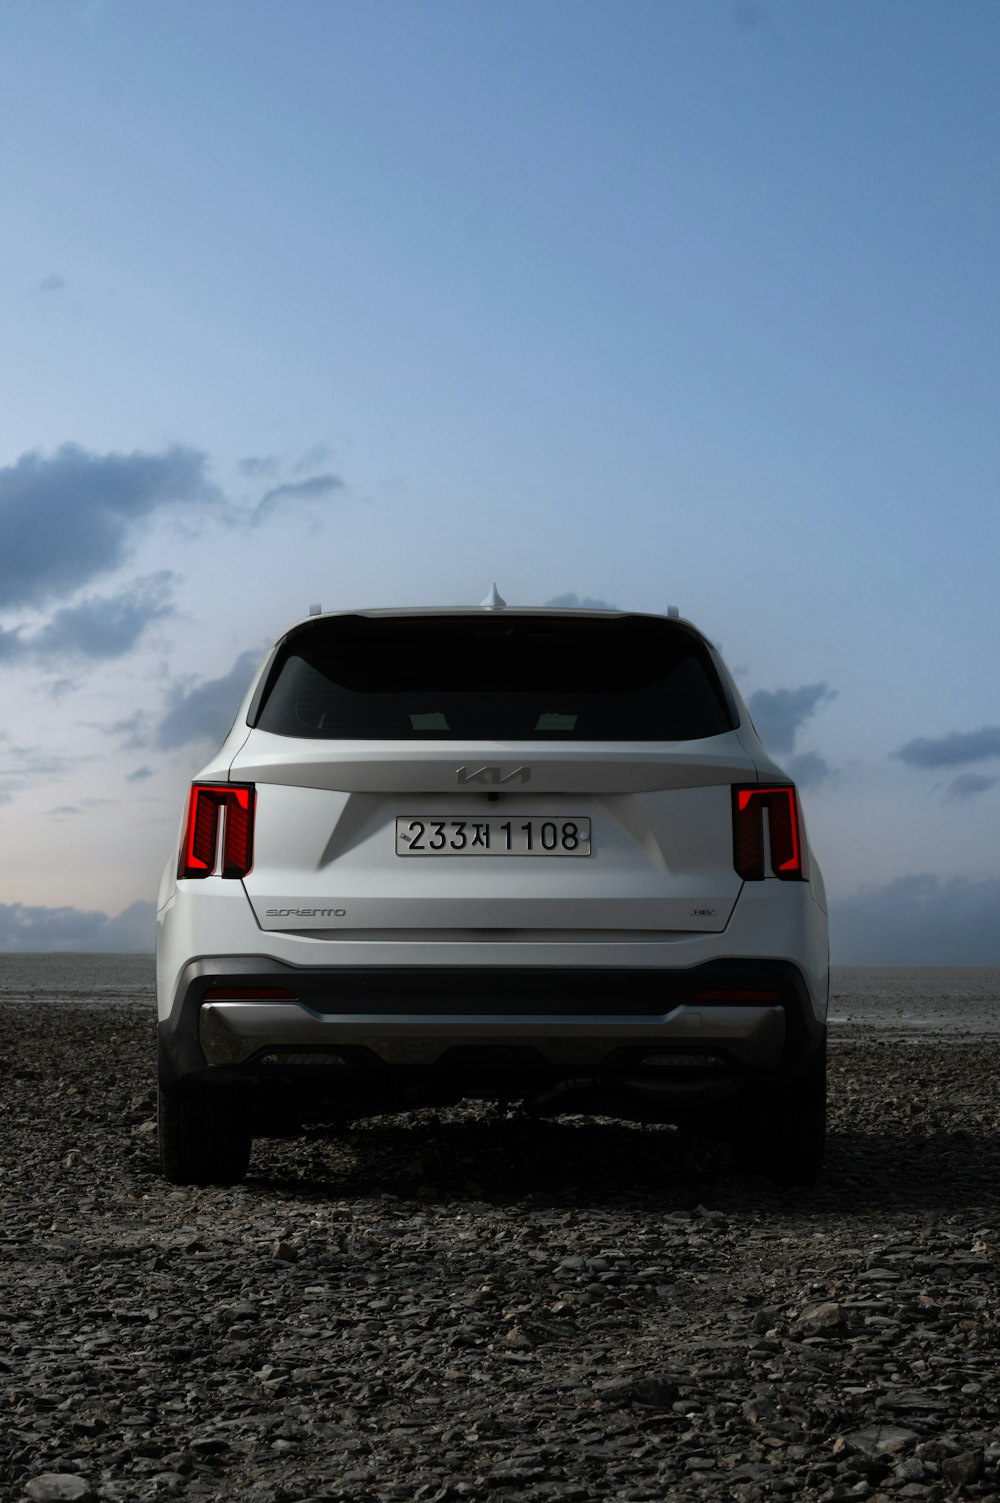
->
731;1039;826;1187
158;1086;252;1185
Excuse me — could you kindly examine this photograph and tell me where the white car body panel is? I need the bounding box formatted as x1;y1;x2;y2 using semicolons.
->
156;868;828;1026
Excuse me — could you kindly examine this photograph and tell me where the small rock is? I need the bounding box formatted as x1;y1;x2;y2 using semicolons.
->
834;1427;920;1459
792;1301;847;1336
893;1458;926;1482
941;1450;984;1488
743;1398;777;1425
598;1375;679;1408
25;1478;92;1503
272;1240;298;1262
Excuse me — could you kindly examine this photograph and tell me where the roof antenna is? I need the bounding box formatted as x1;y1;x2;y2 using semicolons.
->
481;582;507;610
309;603;322;616
666;605;679;618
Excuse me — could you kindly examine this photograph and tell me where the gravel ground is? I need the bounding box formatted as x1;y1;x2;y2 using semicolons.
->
1;998;998;1503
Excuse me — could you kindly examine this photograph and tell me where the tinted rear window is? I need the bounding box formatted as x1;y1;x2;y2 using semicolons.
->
253;615;737;741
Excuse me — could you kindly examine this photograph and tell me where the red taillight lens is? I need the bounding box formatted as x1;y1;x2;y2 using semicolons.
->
178;784;255;879
732;785;804;881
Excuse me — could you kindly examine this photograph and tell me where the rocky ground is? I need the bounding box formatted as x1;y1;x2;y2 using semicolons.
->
1;1000;997;1503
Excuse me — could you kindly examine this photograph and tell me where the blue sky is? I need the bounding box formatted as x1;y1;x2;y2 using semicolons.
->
1;0;998;960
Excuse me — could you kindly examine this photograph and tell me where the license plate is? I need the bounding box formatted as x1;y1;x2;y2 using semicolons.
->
395;816;591;856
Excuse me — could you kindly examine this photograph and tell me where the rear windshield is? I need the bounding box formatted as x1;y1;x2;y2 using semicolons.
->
252;614;737;741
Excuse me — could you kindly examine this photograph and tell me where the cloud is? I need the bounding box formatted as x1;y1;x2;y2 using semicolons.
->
0;625;25;660
156;648;263;750
0;744;76;802
746;683;836;755
544;593;620;610
831;874;1000;965
292;443;334;475
254;473;344;522
785;751;832;788
0;443;219;610
126;765;154;783
107;712;151;751
0;899;155;953
33;274;66;296
15;574;175;662
238;455;280;478
48;798;113;818
1;747;73;778
944;771;999;802
894;726;1000;769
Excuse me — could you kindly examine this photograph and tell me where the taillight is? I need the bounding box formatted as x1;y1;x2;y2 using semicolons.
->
178;784;255;879
732;785;805;881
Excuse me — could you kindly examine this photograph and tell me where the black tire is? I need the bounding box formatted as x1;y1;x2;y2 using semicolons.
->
731;1039;827;1187
158;1085;253;1185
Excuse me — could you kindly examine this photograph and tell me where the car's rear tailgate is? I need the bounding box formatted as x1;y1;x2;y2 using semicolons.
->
234;735;751;935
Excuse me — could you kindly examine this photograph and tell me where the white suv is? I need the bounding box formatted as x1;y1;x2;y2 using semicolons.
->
156;603;829;1186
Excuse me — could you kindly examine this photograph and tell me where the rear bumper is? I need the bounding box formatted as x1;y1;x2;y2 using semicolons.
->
199;995;786;1070
158;955;823;1095
156;875;828;1115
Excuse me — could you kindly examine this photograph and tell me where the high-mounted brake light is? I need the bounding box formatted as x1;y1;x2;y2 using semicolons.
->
178;784;255;879
732;785;805;881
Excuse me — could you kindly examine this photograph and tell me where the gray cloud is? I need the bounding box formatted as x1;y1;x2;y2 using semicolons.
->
33;274;66;296
894;726;1000;769
747;683;836;755
238;455;280;478
0;625;25;660
107;712;151;751
48;798;113;818
0;899;154;953
292;444;335;475
944;771;999;802
544;593;620;610
240;446;335;483
22;574;175;661
1;746;73;777
156;649;263;750
126;765;154;783
832;874;1000;965
0;443;219;610
0;744;76;803
785;750;833;788
254;473;344;522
